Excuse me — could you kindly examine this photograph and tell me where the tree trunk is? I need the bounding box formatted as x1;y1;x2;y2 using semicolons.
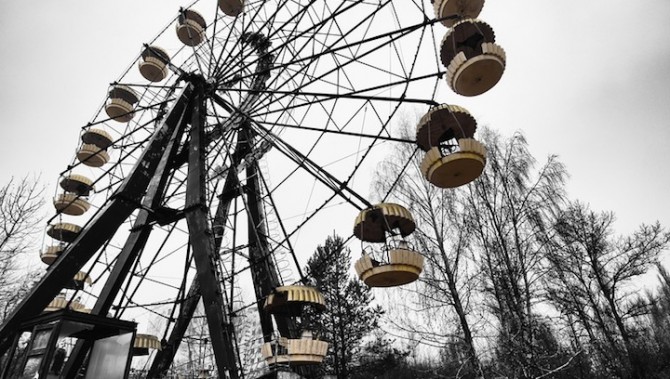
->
443;248;480;372
427;198;481;374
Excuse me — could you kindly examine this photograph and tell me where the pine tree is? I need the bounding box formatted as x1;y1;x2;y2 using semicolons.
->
304;234;382;379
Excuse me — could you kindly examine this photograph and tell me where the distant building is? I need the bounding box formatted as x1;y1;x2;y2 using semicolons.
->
235;309;272;379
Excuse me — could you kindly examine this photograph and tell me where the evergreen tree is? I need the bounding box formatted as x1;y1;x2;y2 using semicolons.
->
304;234;382;379
352;334;409;379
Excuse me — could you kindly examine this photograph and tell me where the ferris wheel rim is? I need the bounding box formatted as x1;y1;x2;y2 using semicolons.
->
5;1;459;377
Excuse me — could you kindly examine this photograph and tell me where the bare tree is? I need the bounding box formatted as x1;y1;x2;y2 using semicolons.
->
546;201;670;378
0;176;44;322
374;118;482;377
638;265;670;377
462;129;569;378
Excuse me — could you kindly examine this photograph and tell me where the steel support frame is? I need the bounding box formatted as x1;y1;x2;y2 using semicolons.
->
150;117;299;378
150;39;295;375
0;85;194;358
0;45;306;377
239;125;297;342
148;134;245;378
183;81;240;379
61;95;192;378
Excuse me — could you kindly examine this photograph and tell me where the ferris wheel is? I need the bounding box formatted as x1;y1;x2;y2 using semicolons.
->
0;0;505;378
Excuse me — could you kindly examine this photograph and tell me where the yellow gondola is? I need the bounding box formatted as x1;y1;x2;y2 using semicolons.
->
420;138;486;188
355;241;424;287
264;285;326;316
261;331;328;366
139;46;170;82
177;9;206;46
105;85;139;122
440;19;506;96
353;203;415;243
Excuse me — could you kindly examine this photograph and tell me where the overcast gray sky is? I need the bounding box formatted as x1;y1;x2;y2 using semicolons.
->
0;0;668;269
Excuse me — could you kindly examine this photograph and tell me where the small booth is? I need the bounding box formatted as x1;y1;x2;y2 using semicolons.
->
1;310;137;379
